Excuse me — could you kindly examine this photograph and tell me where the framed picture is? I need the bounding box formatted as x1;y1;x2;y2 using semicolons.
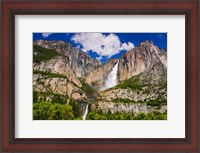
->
1;0;199;152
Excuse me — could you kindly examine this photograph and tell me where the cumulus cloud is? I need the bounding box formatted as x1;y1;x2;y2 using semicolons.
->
71;33;134;58
42;33;52;38
120;42;135;51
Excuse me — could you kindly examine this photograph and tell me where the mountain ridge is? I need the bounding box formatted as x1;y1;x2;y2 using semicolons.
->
33;40;167;120
34;40;102;78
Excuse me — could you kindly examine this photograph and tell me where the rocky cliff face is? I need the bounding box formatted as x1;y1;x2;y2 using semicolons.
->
34;40;102;78
33;56;81;87
85;59;118;90
33;41;100;101
90;41;167;115
33;56;87;100
91;102;167;115
33;74;87;100
90;63;167;115
33;40;167;119
118;41;167;82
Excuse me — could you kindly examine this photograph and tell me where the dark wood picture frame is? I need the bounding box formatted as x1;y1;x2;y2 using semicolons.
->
1;0;199;152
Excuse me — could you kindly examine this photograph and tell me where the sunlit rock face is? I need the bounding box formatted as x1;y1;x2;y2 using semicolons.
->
33;40;167;117
85;59;118;90
34;40;102;78
90;41;167;115
91;102;167;115
118;41;167;82
33;40;101;101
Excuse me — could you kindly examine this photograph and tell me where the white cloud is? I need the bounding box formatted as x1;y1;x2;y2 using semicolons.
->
42;33;52;38
75;45;81;49
71;33;134;58
120;42;135;51
96;56;103;61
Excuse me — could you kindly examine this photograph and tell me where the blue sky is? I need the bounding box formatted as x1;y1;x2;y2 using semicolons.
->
33;33;167;63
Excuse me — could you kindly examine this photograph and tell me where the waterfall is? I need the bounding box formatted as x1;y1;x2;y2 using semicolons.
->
101;61;119;91
82;104;89;120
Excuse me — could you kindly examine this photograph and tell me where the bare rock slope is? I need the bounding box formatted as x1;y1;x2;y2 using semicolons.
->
33;40;167;117
33;40;101;101
90;41;167;115
118;41;167;82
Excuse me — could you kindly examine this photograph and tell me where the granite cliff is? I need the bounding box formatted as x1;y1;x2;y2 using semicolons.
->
86;41;167;117
118;41;167;82
34;40;101;78
33;40;167;120
33;40;101;101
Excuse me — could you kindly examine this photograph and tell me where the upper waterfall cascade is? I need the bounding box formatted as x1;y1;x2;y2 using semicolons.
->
101;61;119;91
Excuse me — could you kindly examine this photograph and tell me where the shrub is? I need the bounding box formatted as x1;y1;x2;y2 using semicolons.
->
33;101;51;120
69;99;82;118
33;45;59;63
116;77;144;90
146;99;167;106
33;91;38;103
86;111;167;120
33;70;67;78
47;103;74;120
80;79;97;98
33;101;75;120
112;98;135;103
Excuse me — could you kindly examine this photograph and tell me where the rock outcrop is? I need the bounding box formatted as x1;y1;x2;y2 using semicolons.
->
33;74;86;100
90;41;167;115
85;59;118;90
34;40;102;78
33;56;81;87
33;40;167;118
91;102;167;115
118;41;167;82
33;40;102;101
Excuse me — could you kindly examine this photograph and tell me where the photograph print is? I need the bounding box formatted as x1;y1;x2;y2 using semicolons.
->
33;32;167;120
